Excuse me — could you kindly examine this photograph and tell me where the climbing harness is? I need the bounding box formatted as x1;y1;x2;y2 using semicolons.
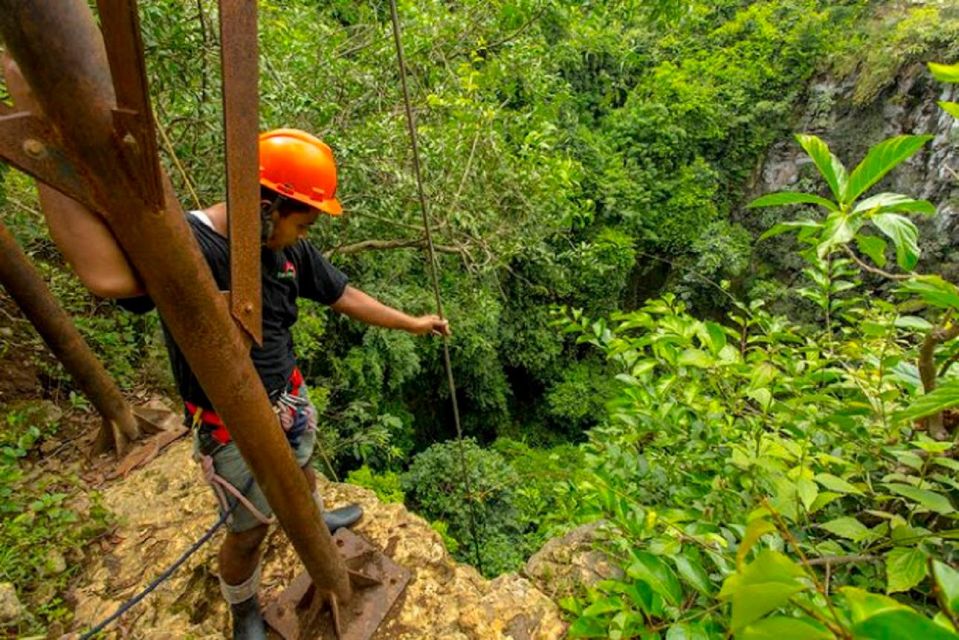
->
388;0;486;573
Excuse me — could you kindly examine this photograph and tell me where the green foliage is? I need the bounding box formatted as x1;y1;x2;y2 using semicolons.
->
345;465;405;504
558;126;959;636
402;438;526;575
0;403;111;634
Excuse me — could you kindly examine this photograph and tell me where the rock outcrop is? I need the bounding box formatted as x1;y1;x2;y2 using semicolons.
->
67;438;566;639
748;61;959;278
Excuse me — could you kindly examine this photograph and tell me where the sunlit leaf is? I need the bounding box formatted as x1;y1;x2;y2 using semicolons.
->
814;473;865;496
853;192;936;216
795;134;848;203
748;191;838;211
899;276;959;310
886;546;928;593
854;609;959;640
845;135;933;204
737;518;776;568
933;560;959;614
739;616;831;640
871;213;919;270
820;516;870;541
929;62;959;83
895;378;959;423
940;101;959;119
884;483;955;515
719;550;806;630
759;220;821;241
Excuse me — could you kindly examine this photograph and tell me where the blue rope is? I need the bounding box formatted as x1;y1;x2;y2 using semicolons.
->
78;478;250;639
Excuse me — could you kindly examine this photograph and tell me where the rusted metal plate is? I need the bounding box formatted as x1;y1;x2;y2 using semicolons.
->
219;0;262;345
264;529;411;640
95;0;164;209
0;112;98;211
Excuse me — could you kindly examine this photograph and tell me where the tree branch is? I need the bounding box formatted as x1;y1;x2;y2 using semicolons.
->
842;245;910;281
332;237;462;256
807;554;878;567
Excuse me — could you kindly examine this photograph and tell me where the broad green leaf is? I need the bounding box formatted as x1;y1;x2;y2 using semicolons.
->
872;213;919;271
856;234;888;268
797;478;819;511
627;551;683;607
853;192;936;216
720;550;806;630
795;134;848;203
568;615;610;638
886;547;928;593
845;135;933;204
854;609;959;640
739;616;831;640
841;586;909;623
899;276;959;310
737;518;776;568
704;321;727;354
583;596;624;616
815;473;865;496
808;491;843;514
759;220;820;241
748;191;838;212
933;560;959;614
884;483;955;514
895;378;959;422
819;211;861;256
665;622;710;640
821;516;870;542
894;315;933;331
674;553;712;595
679;349;713;368
940;101;959;119
930;62;959;83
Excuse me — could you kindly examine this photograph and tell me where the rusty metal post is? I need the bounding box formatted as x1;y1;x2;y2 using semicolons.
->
0;0;352;607
0;220;141;452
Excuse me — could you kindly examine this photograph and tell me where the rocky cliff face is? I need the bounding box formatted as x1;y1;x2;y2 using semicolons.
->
66;438;566;639
749;62;959;278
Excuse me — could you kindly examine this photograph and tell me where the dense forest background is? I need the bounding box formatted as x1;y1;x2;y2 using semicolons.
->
3;0;959;637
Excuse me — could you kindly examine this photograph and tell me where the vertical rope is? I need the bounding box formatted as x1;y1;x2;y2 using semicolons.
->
387;0;484;573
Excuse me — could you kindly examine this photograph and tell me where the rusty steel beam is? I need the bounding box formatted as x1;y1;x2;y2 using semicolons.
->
0;220;141;449
219;0;263;345
0;0;352;608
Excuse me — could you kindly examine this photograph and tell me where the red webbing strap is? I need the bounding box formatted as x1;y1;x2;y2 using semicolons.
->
189;366;302;444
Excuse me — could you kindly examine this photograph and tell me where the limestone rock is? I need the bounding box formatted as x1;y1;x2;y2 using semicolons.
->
67;439;566;639
524;522;623;600
0;582;24;627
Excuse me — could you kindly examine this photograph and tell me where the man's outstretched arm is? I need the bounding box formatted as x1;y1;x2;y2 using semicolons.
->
3;54;144;299
330;285;450;336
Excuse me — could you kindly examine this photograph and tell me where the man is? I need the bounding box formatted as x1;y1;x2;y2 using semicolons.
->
3;59;449;639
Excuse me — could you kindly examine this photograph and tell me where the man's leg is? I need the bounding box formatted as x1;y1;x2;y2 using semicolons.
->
301;463;363;531
220;524;269;586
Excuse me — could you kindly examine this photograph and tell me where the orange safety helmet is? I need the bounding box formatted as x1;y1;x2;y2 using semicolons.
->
258;128;343;216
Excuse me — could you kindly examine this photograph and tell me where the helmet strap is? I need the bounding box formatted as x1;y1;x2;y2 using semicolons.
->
260;196;284;245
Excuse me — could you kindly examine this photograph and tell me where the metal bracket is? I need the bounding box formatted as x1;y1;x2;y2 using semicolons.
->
0;111;99;211
264;529;410;640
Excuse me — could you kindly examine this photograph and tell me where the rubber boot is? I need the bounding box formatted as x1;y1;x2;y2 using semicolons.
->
323;503;363;532
230;594;267;640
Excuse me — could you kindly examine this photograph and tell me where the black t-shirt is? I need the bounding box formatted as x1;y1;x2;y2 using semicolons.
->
119;213;348;408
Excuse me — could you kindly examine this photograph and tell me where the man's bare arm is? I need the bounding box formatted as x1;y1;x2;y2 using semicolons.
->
330;285;451;336
3;54;144;298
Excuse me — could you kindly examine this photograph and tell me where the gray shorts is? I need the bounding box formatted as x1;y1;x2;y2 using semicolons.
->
195;429;315;533
191;386;317;533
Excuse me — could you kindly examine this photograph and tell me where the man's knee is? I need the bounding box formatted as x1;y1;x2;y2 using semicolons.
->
224;523;269;557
